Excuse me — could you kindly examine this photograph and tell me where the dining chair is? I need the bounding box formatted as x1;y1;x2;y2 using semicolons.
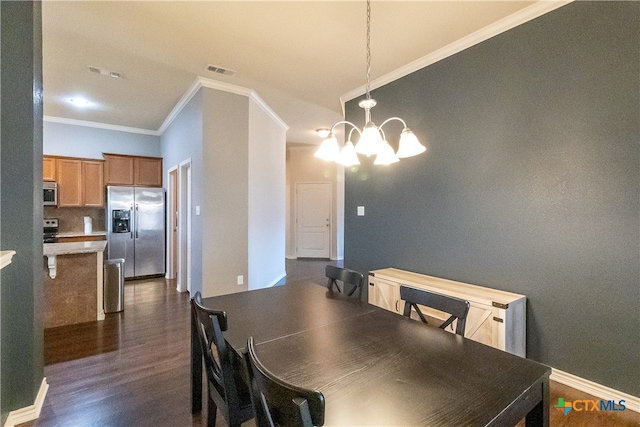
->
399;285;470;337
244;337;325;427
191;292;254;427
325;265;364;300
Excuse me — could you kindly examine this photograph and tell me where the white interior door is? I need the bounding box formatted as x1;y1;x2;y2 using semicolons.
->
296;183;331;258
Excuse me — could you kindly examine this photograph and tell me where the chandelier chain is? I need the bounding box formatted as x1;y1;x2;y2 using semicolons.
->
365;0;371;100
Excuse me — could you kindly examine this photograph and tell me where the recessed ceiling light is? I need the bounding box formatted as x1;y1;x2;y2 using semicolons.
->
69;97;91;107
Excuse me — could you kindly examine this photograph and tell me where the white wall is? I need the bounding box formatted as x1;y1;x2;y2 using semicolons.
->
248;98;287;290
44;120;161;159
201;89;250;297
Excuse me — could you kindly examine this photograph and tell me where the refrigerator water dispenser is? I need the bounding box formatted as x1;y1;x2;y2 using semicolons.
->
112;209;130;233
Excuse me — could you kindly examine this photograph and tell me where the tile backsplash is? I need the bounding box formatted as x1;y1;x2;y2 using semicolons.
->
44;206;105;233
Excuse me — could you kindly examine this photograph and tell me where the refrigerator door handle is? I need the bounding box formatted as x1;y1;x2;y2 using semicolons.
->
135;204;139;239
130;206;134;239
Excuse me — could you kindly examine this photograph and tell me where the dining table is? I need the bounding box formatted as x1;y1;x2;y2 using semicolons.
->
191;280;550;426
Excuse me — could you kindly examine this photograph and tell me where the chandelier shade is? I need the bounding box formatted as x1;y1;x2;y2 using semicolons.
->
374;140;400;165
340;140;360;166
315;0;426;166
314;133;340;162
396;128;426;158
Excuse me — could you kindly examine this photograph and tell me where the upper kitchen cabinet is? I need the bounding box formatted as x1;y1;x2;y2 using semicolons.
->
103;153;162;187
43;156;56;181
103;153;134;185
82;160;105;207
55;157;105;207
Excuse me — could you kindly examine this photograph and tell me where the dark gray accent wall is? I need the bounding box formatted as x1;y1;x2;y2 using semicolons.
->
0;0;44;423
344;2;639;396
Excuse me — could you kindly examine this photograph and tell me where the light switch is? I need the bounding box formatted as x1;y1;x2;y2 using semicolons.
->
357;206;365;216
195;206;200;215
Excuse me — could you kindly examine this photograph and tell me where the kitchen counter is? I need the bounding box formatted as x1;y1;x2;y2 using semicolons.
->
44;240;106;256
1;250;16;269
43;241;107;327
56;231;106;238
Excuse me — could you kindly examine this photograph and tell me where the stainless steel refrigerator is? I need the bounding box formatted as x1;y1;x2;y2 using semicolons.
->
107;186;165;278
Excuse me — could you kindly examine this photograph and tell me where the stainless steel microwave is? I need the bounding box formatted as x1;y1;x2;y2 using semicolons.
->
43;182;57;206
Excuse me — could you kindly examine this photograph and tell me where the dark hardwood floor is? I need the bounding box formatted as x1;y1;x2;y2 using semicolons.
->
22;259;638;427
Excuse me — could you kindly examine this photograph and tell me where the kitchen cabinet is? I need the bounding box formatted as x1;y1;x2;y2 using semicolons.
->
43;156;56;181
56;157;104;207
56;158;83;207
368;268;526;356
103;153;162;187
82;160;105;207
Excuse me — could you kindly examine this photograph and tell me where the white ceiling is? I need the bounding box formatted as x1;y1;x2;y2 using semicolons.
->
42;1;548;146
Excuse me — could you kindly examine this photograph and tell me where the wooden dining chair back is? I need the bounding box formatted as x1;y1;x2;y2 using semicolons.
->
191;292;254;427
325;265;364;300
399;285;470;337
244;337;325;427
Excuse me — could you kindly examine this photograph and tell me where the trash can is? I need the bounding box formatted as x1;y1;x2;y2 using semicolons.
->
104;258;125;313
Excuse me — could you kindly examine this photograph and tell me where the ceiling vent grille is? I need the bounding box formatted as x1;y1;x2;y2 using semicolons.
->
206;65;236;76
88;66;123;79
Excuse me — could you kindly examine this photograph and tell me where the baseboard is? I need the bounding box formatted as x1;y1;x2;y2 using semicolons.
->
267;272;287;287
4;378;49;427
551;368;639;413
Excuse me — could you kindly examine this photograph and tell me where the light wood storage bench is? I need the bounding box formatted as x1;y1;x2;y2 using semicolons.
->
368;268;526;357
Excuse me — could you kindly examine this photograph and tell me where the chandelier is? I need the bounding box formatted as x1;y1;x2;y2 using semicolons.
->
315;0;426;166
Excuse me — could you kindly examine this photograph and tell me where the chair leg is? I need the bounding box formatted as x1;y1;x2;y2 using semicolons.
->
207;394;218;427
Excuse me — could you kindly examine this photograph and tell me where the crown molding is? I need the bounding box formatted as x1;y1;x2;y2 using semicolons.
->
43;116;160;136
158;76;288;134
339;0;574;114
249;91;289;131
47;77;287;137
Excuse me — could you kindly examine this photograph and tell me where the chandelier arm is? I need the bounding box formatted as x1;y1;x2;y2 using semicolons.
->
347;127;359;141
378;116;408;130
330;120;362;136
378;127;387;142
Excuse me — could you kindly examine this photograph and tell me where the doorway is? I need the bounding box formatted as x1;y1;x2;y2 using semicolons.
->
174;159;192;293
295;182;331;258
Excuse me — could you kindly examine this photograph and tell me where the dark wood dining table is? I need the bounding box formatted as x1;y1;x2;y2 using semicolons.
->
191;281;550;426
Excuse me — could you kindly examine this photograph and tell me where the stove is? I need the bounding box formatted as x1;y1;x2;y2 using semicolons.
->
43;218;58;243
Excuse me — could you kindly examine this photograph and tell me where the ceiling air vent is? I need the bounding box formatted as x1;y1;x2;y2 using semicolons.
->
206;65;236;76
88;66;123;79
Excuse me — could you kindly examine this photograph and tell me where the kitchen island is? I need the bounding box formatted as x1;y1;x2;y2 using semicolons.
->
43;241;107;328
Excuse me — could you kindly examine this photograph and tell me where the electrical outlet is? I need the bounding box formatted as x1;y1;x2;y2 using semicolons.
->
237;275;244;285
